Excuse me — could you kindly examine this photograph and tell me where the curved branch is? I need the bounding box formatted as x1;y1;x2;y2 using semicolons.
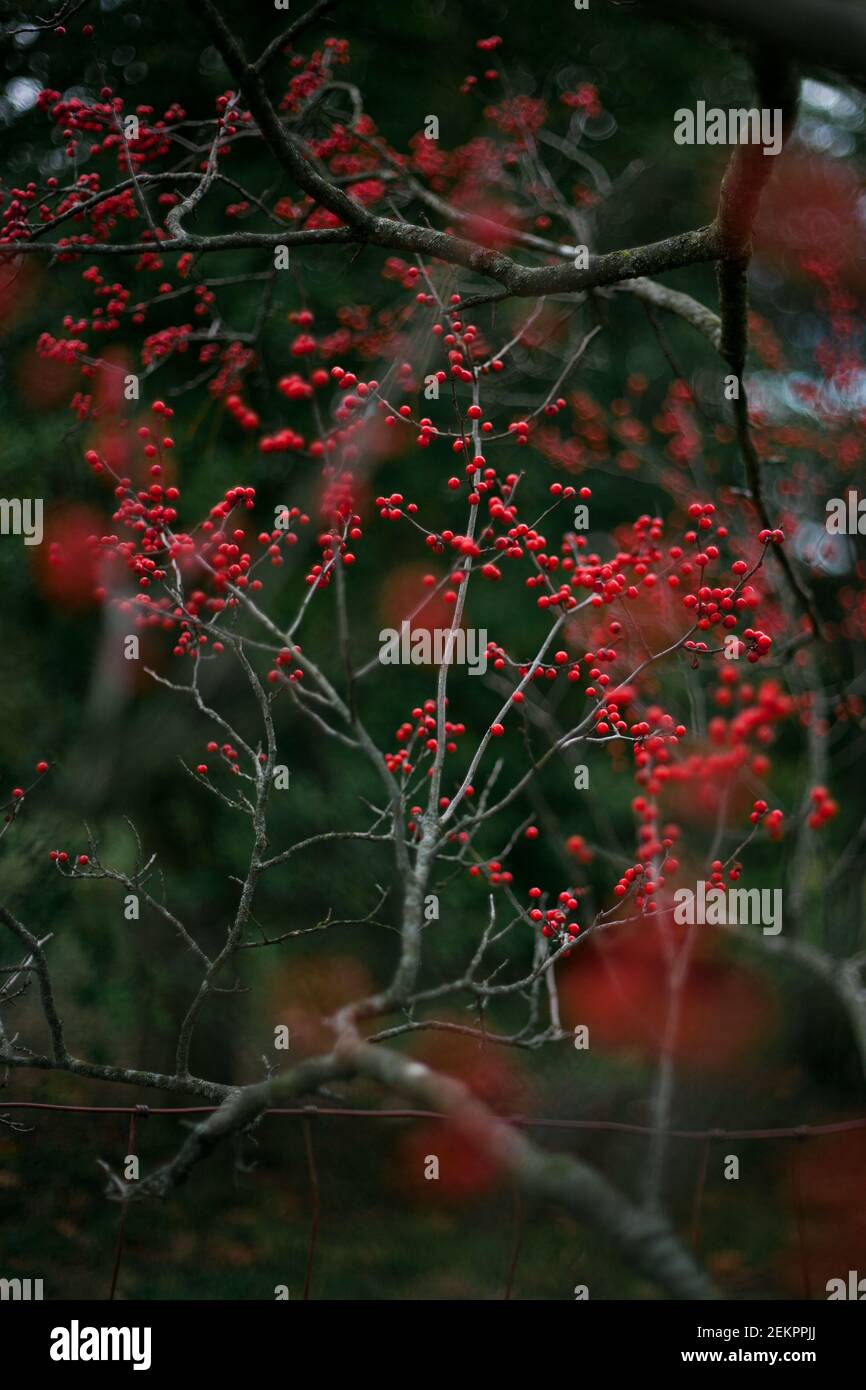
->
126;1039;720;1300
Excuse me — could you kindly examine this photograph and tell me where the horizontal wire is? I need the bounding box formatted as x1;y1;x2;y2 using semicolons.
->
2;1100;865;1140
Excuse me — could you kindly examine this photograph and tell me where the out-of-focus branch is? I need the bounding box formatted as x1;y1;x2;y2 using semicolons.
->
124;1052;352;1196
125;1037;720;1300
712;53;823;635
733;928;866;1085
349;1040;720;1300
714;51;799;368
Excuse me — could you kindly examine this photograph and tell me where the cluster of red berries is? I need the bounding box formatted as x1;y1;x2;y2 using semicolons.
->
4;28;833;973
807;786;838;830
389;702;468;781
527;885;582;941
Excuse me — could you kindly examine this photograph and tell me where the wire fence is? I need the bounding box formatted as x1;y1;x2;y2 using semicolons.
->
5;1099;865;1300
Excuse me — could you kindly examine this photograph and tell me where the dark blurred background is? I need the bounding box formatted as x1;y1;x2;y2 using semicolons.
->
1;0;865;1299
